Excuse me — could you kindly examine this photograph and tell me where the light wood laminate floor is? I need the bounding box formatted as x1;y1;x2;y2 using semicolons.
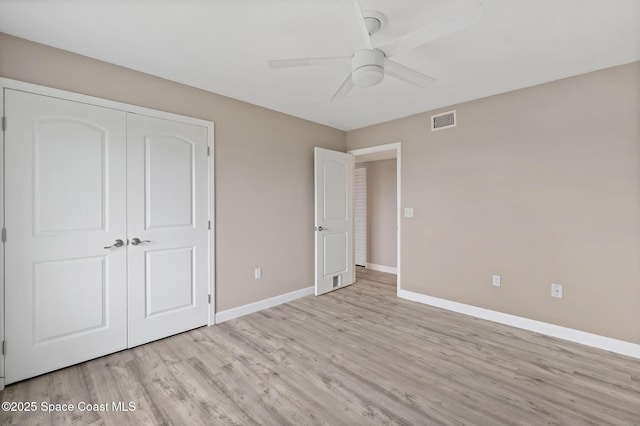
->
1;268;639;425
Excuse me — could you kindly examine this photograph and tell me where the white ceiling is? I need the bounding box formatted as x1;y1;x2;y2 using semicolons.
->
1;0;639;131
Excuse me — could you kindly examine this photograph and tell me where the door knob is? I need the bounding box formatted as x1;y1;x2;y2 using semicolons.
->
104;239;124;249
315;226;327;231
131;238;151;246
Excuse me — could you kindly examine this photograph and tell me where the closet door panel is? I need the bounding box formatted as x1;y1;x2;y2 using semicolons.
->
4;89;128;384
126;113;209;347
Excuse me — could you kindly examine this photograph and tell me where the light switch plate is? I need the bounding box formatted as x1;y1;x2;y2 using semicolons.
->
404;208;414;218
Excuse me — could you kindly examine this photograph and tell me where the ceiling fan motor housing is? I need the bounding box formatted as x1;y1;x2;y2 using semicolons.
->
352;49;385;87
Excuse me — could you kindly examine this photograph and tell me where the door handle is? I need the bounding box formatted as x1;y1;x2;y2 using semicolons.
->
131;237;151;246
315;226;327;231
104;239;124;249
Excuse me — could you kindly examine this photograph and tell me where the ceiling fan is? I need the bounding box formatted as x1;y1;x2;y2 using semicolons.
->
268;0;483;101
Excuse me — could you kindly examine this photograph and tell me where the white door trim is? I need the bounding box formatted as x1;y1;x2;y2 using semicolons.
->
0;78;213;128
0;78;216;340
208;124;216;325
0;79;5;390
348;142;401;294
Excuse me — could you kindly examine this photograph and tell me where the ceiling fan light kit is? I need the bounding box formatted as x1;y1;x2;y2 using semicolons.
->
352;49;385;87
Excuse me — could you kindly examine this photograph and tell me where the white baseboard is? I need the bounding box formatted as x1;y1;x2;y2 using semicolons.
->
366;263;398;274
215;286;314;324
398;289;640;360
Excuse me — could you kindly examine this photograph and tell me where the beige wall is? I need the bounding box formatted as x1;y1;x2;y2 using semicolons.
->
0;33;346;312
2;32;639;345
363;160;397;268
347;62;640;344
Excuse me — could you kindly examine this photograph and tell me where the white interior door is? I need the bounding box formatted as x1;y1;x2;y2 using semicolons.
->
126;113;210;347
354;167;367;266
4;89;128;384
314;147;355;296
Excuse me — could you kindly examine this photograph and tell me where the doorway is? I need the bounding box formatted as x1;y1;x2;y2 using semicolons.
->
348;143;401;293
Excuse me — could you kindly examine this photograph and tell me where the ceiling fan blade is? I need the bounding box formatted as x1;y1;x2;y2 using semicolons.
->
354;0;374;49
385;60;436;88
377;2;482;58
268;56;351;69
331;73;355;102
335;0;373;50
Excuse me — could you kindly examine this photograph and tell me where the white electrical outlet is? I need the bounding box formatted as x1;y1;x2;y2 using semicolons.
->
404;208;414;218
551;283;563;299
255;267;262;279
492;275;501;287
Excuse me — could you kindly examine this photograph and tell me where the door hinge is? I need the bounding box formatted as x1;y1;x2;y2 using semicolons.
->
1;228;6;243
208;220;211;230
208;294;211;304
207;146;211;156
1;116;6;131
2;341;6;355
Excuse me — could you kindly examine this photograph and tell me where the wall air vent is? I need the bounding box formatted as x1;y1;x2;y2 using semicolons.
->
431;110;456;131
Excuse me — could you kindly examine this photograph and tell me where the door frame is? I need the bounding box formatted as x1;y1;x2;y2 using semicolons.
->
0;78;216;388
0;80;5;388
348;142;401;294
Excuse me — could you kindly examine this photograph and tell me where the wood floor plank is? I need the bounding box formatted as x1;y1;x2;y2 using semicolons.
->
168;357;258;426
81;351;161;426
1;268;639;425
295;289;639;420
259;304;539;425
209;323;371;425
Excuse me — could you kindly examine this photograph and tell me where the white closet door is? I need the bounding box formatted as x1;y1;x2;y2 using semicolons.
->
126;113;209;347
4;90;128;384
